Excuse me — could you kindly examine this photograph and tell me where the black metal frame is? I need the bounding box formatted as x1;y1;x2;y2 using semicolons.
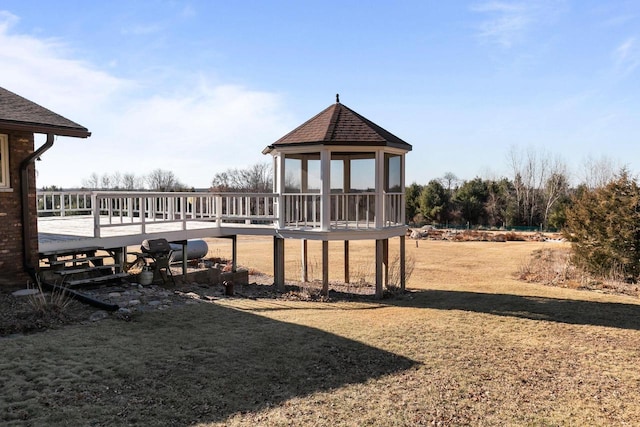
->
140;238;175;285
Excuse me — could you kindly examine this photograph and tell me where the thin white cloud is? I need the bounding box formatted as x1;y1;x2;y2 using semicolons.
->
613;36;640;76
473;2;531;48
601;13;636;28
0;11;130;118
0;11;292;188
0;10;18;30
471;2;531;48
180;4;196;19
104;83;292;186
471;1;565;48
120;23;164;36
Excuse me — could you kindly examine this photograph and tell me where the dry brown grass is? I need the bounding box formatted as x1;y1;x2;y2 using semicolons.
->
518;247;640;297
3;238;640;426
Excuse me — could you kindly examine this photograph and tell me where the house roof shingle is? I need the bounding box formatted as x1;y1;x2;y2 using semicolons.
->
0;87;90;138
263;101;412;153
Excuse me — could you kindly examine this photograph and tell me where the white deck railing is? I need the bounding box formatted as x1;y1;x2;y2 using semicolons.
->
38;191;93;216
37;190;405;237
384;192;405;226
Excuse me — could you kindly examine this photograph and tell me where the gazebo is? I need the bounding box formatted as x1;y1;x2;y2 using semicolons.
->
263;96;412;297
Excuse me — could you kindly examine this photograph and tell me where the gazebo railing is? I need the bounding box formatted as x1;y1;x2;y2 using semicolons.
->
281;192;402;230
281;193;322;228
384;192;405;226
330;192;376;229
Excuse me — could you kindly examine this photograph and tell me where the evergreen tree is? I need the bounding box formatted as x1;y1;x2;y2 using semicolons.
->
453;177;488;225
419;180;450;224
405;182;423;224
564;170;640;281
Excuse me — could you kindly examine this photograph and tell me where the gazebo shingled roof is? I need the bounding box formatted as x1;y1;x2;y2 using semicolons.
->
263;100;412;153
0;87;91;138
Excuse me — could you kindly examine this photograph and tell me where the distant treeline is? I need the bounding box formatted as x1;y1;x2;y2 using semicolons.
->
406;149;623;231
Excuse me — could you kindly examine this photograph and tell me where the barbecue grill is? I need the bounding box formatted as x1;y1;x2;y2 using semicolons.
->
140;238;175;284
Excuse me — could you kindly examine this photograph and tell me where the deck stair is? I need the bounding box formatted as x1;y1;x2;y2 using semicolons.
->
39;246;129;287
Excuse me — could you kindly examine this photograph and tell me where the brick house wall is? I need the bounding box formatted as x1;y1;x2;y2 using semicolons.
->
0;130;36;287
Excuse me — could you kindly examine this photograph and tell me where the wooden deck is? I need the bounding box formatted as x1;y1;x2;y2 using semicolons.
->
37;215;277;252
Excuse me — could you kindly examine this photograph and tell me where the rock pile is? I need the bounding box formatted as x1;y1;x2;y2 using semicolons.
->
408;228;564;242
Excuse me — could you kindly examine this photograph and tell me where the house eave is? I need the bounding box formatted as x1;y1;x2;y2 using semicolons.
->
0;120;91;138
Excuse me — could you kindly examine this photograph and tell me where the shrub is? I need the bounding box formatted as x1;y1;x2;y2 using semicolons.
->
27;280;73;315
385;255;415;293
564;171;640;282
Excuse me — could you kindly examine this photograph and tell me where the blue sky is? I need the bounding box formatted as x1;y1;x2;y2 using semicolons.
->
1;1;639;188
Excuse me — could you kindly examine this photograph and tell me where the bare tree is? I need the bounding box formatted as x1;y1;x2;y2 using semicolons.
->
542;166;569;229
211;163;272;192
581;154;621;189
507;146;567;227
146;169;184;191
241;163;272;192
100;174;112;190
82;172;100;189
440;172;458;195
111;171;123;189
122;172;143;190
507;146;535;225
83;171;146;190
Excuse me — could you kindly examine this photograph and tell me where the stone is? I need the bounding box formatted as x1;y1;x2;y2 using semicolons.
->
11;288;40;297
124;290;141;297
127;299;141;306
147;300;162;307
108;292;121;298
183;292;200;299
89;311;109;322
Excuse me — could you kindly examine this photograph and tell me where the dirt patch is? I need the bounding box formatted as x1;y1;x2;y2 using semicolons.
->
0;289;94;336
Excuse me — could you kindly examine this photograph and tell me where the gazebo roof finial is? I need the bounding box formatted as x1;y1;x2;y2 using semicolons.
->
336;93;340;104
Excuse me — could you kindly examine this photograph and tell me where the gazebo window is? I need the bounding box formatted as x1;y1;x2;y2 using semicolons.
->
350;157;375;192
284;153;322;193
331;160;343;192
284;157;301;192
331;152;375;192
385;153;402;192
0;134;9;188
306;157;321;193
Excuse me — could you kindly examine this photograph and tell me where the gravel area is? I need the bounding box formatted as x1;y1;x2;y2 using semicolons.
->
0;272;380;337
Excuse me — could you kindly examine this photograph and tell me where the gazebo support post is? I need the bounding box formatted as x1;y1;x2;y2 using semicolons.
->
400;235;406;291
344;240;350;284
383;238;389;288
375;239;384;298
322;240;329;295
273;236;285;291
301;239;308;283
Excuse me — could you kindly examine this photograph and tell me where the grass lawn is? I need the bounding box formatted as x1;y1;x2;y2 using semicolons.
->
3;238;640;426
